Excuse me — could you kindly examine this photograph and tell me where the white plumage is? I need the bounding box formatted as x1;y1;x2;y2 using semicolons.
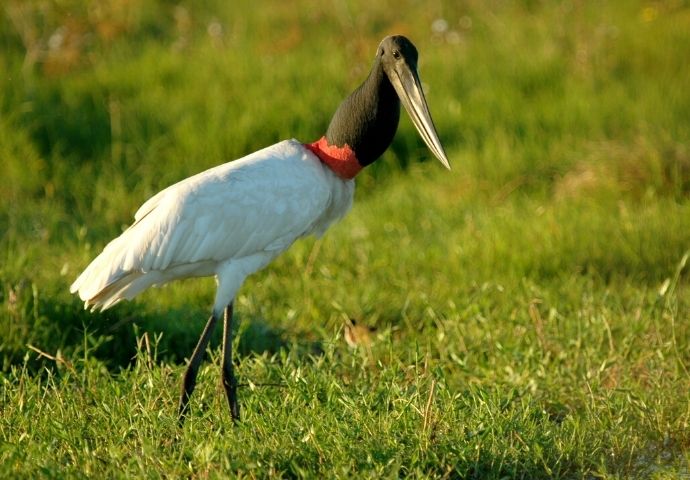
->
70;139;354;315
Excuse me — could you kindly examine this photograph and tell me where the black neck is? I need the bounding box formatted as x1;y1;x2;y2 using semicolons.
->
325;57;400;167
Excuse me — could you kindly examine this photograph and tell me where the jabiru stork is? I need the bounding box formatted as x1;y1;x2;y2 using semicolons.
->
71;35;450;424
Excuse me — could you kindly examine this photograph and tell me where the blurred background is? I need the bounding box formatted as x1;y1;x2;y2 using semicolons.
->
1;0;689;372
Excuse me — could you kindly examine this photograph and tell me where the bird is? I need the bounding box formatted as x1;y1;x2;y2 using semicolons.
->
343;318;377;349
70;35;450;425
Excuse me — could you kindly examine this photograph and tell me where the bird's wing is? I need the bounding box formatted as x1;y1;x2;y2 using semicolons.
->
71;140;336;300
128;140;333;272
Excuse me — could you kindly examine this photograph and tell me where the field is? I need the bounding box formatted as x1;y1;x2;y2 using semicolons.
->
1;0;690;477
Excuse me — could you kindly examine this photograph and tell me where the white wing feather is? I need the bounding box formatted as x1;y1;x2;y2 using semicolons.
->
70;140;352;310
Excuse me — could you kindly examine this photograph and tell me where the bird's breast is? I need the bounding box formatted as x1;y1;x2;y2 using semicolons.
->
295;140;356;238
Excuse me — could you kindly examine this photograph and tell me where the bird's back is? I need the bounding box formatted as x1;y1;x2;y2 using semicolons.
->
71;139;355;311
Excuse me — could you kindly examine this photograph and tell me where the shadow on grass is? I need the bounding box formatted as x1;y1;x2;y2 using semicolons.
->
1;288;322;374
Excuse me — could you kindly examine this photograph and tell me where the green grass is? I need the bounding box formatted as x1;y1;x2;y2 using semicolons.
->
2;0;690;477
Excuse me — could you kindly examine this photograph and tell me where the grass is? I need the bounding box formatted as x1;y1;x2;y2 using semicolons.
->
1;0;690;477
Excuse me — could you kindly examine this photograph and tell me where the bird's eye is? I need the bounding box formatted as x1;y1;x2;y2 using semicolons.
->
392;50;400;59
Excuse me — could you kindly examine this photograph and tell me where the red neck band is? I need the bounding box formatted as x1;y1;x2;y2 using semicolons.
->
304;136;362;180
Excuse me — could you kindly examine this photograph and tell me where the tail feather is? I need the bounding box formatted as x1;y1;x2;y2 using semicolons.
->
83;272;142;311
71;233;158;312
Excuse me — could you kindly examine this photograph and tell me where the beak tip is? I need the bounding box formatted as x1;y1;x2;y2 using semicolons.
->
437;154;451;171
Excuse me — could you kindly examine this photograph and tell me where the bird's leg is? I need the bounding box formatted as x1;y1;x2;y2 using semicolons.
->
221;302;240;423
178;312;219;424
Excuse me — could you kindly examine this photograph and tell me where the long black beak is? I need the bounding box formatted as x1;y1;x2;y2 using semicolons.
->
389;61;451;170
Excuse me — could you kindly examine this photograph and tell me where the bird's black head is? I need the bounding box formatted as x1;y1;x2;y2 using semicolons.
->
378;35;419;78
324;35;449;170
